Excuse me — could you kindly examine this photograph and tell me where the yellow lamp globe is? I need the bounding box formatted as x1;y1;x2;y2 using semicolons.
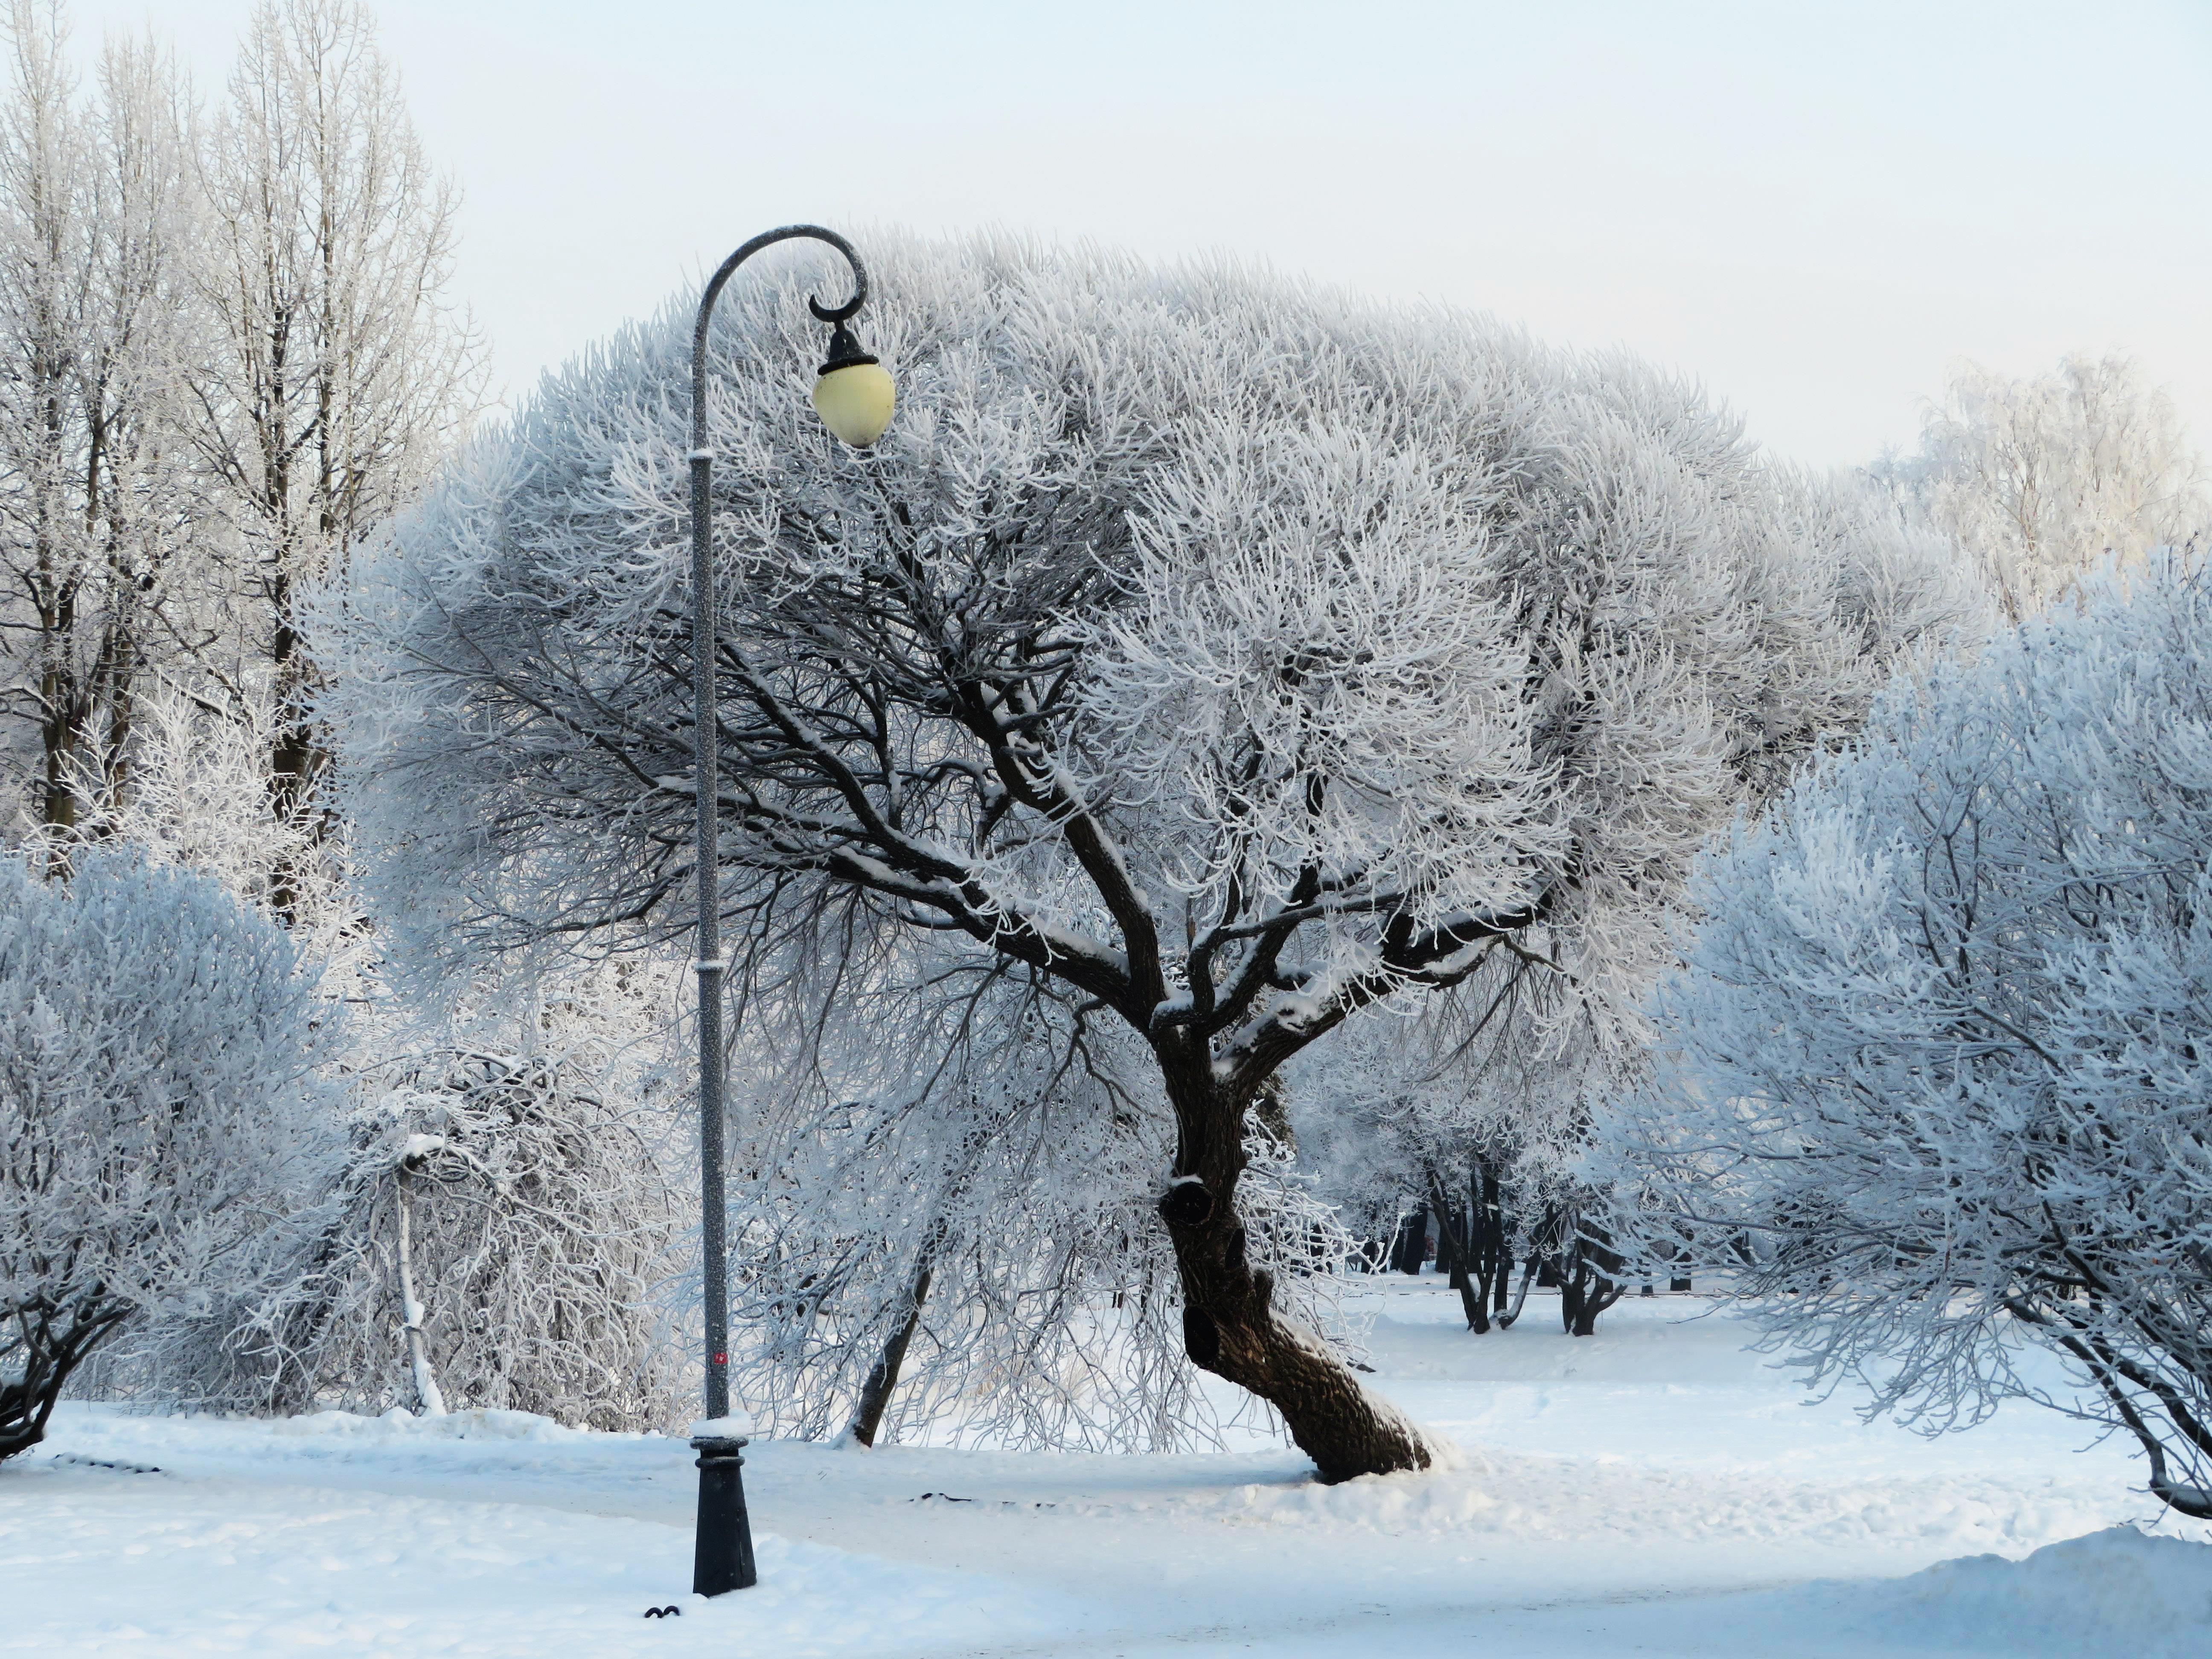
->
811;319;895;448
812;360;895;448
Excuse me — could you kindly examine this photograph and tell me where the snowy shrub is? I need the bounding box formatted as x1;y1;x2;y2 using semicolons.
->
231;960;690;1431
312;1043;683;1430
0;849;335;1460
317;231;1973;1478
1605;553;2212;1518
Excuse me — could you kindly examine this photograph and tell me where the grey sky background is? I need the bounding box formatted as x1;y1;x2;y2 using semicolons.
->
74;0;2212;468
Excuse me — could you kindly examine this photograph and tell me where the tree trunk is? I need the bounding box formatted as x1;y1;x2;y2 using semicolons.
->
1498;1240;1541;1329
845;1257;934;1448
1473;1160;1510;1324
1430;1171;1489;1333
1391;1204;1429;1275
1560;1217;1625;1337
1158;1060;1429;1482
394;1163;448;1415
1492;1177;1512;1316
267;606;324;926
0;1298;129;1462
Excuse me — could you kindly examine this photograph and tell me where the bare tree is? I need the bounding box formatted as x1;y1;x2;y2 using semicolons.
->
1879;352;2208;622
319;236;1973;1480
191;0;478;908
0;2;198;839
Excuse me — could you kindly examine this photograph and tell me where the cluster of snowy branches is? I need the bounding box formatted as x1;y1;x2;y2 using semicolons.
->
278;996;689;1430
722;941;1359;1453
0;4;678;1445
1602;554;2212;1519
315;230;1973;1477
0;849;333;1457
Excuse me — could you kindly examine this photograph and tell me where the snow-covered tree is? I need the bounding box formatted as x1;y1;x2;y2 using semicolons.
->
0;848;334;1460
318;234;1973;1479
725;941;1354;1452
27;674;340;930
1878;352;2207;623
192;0;480;902
1291;990;1625;1335
15;650;687;1427
282;997;688;1431
0;3;203;837
1603;553;2212;1519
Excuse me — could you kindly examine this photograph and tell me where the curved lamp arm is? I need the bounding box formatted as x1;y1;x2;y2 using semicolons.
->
688;224;869;453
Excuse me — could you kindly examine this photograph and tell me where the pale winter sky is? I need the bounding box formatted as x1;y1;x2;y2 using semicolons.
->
75;0;2212;468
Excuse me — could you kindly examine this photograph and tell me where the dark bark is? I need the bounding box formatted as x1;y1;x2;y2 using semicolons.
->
846;1257;934;1448
1390;1205;1429;1275
1;1295;130;1463
1431;1165;1509;1335
1560;1217;1626;1337
267;581;326;926
1156;1054;1429;1483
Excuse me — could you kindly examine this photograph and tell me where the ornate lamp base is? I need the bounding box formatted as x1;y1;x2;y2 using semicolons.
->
690;1435;757;1595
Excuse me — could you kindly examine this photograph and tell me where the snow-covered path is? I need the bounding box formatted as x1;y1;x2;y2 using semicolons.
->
6;1285;2208;1656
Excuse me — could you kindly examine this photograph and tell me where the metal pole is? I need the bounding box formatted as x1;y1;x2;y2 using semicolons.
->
686;224;868;1598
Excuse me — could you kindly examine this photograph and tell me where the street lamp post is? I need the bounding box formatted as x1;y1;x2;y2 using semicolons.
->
685;225;894;1598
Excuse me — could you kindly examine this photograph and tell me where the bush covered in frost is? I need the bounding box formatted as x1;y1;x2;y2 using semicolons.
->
0;850;335;1459
1607;553;2212;1517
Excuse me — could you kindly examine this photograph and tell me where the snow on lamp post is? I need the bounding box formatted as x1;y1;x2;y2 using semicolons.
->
685;225;892;1597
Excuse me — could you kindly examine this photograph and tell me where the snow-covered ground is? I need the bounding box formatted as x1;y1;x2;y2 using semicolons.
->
7;1282;2209;1656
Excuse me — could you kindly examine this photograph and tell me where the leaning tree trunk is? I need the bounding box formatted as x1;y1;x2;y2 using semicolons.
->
844;1257;934;1448
1156;1057;1431;1483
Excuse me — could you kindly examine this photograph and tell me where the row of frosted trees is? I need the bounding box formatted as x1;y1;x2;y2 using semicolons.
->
0;0;475;894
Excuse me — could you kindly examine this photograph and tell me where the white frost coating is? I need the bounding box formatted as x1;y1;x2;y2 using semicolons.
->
1607;553;2212;1519
313;230;1979;1452
0;850;337;1440
1876;352;2210;624
688;1413;756;1440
